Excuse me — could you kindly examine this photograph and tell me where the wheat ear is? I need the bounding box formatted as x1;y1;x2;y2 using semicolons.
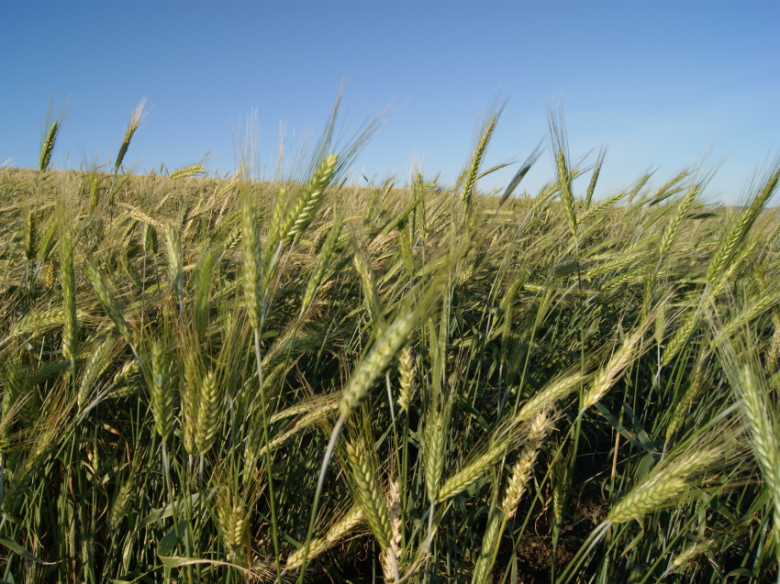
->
470;506;505;584
114;99;146;173
24;210;37;265
169;165;205;180
669;539;716;573
163;222;184;313
353;241;385;329
195;370;222;455
77;337;115;409
581;327;645;412
707;165;779;285
39;122;58;171
606;447;722;524
84;259;134;349
658;185;699;259
339;276;444;419
726;361;780;563
502;410;550;518
148;340;175;441
59;221;77;363
515;372;585;422
584;148;606;208
423;406;448;504
241;193;262;330
397;346;416;412
438;426;520;503
88;174;101;213
345;436;393;552
109;478;136;532
461;116;498;214
275;154;338;253
285;504;364;570
662;309;699;367
300;210;343;314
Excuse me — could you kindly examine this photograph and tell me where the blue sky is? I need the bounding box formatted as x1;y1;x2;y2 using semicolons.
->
2;1;778;202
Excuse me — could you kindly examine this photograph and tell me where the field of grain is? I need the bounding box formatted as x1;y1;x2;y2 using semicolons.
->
0;104;779;584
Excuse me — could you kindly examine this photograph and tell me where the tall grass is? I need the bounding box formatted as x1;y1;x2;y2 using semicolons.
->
0;100;778;584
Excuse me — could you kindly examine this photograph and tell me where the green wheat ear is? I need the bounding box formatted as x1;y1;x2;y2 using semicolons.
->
170;165;205;180
114;98;147;173
59;220;77;362
39;122;58;172
275;153;338;251
460;115;498;215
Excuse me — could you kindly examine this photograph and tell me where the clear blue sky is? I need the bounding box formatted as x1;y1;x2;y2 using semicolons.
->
2;1;778;202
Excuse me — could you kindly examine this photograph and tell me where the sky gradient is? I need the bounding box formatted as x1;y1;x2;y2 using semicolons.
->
2;1;778;202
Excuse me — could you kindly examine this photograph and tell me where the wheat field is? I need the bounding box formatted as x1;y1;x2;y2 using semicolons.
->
0;101;779;583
